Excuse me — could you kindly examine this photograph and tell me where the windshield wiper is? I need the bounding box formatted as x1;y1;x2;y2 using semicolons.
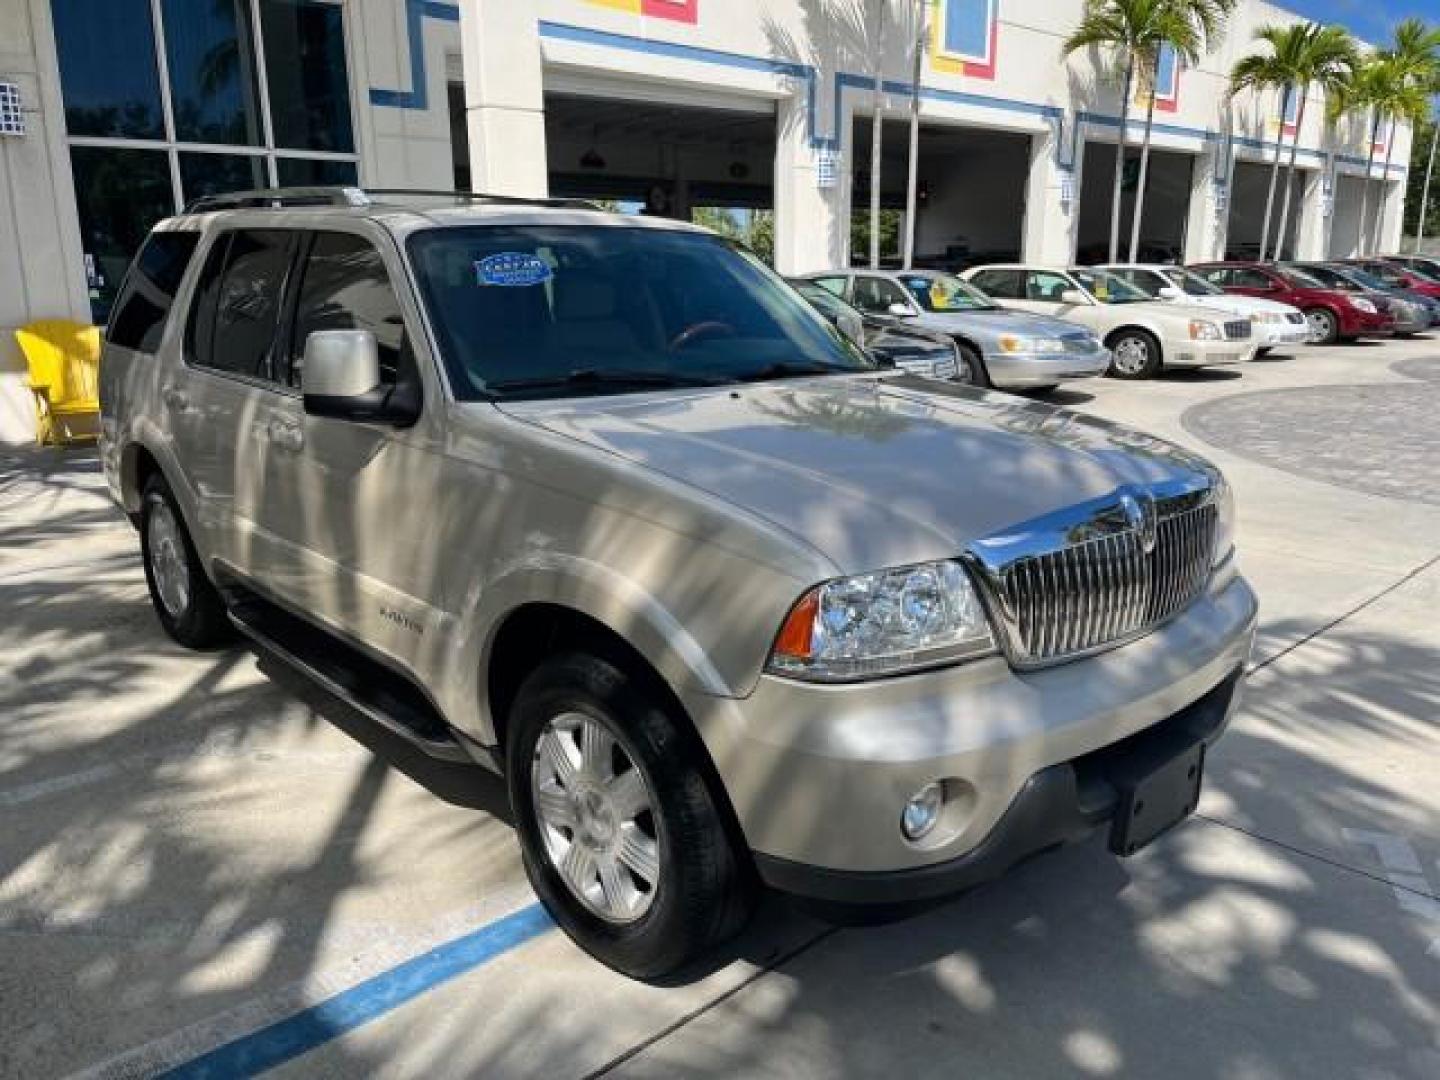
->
488;368;730;394
734;361;852;383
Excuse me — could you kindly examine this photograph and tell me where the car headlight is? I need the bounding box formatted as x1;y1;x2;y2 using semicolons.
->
1349;296;1377;314
1189;320;1222;341
1211;473;1235;568
768;560;996;681
997;335;1065;354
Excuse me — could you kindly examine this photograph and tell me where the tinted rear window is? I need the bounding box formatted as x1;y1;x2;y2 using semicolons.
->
107;231;201;352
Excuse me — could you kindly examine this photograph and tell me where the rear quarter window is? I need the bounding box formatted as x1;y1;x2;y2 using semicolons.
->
107;231;201;352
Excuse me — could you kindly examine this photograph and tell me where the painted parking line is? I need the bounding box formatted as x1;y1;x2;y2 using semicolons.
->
156;903;553;1078
1343;829;1440;957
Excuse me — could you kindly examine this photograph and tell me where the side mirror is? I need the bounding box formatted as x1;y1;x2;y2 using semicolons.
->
1059;289;1089;306
887;302;916;317
1157;286;1182;300
302;329;419;426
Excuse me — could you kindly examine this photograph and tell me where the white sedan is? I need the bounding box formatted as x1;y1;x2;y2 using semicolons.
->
963;265;1258;379
1099;264;1312;353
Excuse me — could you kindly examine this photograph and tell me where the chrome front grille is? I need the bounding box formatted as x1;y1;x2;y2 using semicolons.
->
987;497;1217;665
1224;320;1252;340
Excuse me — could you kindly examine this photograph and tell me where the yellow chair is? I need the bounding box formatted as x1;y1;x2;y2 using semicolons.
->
15;319;102;445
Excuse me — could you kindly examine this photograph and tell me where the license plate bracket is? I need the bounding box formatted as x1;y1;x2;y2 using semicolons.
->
1108;741;1205;857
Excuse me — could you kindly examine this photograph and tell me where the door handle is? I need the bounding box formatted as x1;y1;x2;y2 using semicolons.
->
267;418;305;452
162;387;189;411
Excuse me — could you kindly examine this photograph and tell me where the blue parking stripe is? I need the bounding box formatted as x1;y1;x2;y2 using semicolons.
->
161;903;554;1079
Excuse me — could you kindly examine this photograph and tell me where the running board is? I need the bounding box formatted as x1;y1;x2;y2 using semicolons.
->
226;590;472;763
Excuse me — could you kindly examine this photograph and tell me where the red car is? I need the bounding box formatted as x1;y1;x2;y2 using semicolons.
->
1346;258;1440;301
1189;261;1394;344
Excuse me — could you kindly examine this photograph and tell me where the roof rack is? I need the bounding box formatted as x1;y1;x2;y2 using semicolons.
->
182;186;600;215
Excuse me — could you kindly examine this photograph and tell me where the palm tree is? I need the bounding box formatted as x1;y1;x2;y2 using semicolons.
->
1263;26;1357;260
1416;103;1439;253
1377;19;1440;252
1228;24;1353;261
1063;0;1234;264
1337;57;1431;252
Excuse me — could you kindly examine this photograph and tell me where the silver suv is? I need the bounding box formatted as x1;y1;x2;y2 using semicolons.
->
100;188;1257;978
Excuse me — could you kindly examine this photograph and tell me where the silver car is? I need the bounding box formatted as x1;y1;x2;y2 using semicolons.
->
804;268;1111;389
100;188;1256;979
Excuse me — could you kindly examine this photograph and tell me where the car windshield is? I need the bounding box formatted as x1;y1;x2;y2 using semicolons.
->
1170;268;1226;297
1071;269;1150;304
1343;268;1391;291
901;273;995;312
1277;266;1327;289
407;225;873;399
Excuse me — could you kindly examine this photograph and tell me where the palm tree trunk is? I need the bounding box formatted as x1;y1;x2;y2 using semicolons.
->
1257;85;1290;262
1128;53;1160;264
1273;90;1308;260
1355;113;1380;256
1110;58;1135;264
1370;118;1397;253
1417;120;1439;254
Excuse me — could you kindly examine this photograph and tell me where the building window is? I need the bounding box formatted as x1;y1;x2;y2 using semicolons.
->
51;0;360;323
52;0;165;138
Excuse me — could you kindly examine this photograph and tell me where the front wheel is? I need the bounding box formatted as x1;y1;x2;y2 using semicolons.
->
507;652;754;978
1107;330;1162;379
953;342;989;387
1304;307;1339;345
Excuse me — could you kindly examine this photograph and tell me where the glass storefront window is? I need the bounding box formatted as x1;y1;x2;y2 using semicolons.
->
161;0;265;146
69;147;174;323
260;1;355;153
275;157;358;187
179;152;269;206
52;0;164;138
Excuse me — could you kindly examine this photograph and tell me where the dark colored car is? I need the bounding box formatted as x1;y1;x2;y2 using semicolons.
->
1189;261;1393;345
1345;258;1440;302
1288;263;1434;335
788;278;964;383
1381;254;1440;281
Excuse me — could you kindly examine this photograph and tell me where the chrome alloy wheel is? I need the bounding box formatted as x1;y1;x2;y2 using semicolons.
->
1305;308;1335;342
531;711;661;924
148;501;191;618
1111;335;1150;376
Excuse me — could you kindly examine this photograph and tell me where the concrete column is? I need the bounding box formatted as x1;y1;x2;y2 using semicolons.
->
1183;140;1229;263
1294;168;1327;260
1021;124;1078;265
458;0;547;197
773;91;845;275
1378;176;1406;253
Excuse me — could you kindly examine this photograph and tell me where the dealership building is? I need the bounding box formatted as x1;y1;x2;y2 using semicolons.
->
0;0;1414;443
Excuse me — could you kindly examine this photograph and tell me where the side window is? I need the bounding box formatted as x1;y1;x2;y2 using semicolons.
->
970;269;1022;299
188;229;295;379
288;231;409;389
1195;267;1230;287
1026;271;1072;302
852;276;910;314
1233;268;1274;289
810;275;849;299
108;231;201;352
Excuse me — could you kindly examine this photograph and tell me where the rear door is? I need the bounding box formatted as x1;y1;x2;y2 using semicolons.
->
169;227;298;571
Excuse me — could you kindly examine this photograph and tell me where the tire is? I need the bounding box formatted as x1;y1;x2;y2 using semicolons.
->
1255;346;1272;357
139;474;233;649
507;651;754;978
1304;307;1339;345
953;341;990;387
1106;329;1162;379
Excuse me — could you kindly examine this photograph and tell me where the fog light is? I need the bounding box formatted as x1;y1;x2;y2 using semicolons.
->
901;782;944;841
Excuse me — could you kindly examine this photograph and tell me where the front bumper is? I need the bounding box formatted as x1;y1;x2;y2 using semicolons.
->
690;573;1257;889
1254;321;1312;348
985;346;1111;388
1166;336;1255;367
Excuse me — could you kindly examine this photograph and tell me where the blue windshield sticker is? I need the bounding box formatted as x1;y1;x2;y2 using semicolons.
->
476;253;553;287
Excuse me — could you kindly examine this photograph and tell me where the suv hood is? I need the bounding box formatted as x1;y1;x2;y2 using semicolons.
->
915;307;1093;338
502;376;1214;574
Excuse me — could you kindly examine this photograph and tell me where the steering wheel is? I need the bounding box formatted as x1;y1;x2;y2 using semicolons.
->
668;320;737;352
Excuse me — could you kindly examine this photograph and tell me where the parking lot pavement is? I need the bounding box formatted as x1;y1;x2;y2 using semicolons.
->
3;337;1438;1078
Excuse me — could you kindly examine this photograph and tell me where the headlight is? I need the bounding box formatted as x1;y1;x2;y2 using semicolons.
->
1349;296;1377;314
1211;473;1235;568
1189;320;1222;341
997;335;1065;354
768;560;996;681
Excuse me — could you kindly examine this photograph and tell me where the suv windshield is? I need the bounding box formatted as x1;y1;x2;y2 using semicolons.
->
1071;269;1150;304
900;273;995;312
407;225;872;399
